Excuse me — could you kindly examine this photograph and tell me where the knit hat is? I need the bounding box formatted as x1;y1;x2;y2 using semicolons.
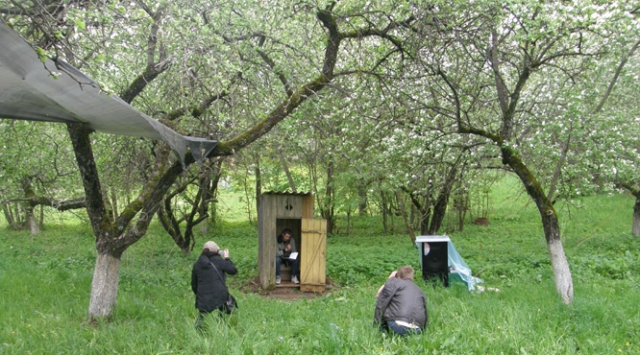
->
203;241;219;253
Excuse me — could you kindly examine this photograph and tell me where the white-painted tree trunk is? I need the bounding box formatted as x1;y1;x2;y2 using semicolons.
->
633;216;640;237
547;238;573;304
88;252;121;319
27;213;39;235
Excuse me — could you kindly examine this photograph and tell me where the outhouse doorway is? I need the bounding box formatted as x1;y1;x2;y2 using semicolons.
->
258;192;327;292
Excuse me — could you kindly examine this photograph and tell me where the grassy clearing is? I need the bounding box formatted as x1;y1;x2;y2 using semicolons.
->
1;183;639;354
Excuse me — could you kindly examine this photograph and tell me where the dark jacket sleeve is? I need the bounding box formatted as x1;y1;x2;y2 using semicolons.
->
191;265;198;294
219;258;238;275
374;279;398;325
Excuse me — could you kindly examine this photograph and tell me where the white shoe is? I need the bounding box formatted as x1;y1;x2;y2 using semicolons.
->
292;275;299;284
276;276;281;285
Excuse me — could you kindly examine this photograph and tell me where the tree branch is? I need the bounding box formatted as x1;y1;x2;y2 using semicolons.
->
16;196;86;211
67;123;112;244
594;38;640;114
0;7;24;15
119;4;169;104
256;46;294;97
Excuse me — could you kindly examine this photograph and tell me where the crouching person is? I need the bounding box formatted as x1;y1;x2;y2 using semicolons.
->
192;241;238;329
374;266;428;336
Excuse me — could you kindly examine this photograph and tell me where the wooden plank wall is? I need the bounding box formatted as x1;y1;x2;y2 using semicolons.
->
258;195;276;289
300;218;327;292
301;195;314;219
273;195;303;219
259;193;320;290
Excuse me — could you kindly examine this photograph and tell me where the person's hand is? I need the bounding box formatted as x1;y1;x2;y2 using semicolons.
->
222;249;229;258
285;244;291;252
388;271;397;279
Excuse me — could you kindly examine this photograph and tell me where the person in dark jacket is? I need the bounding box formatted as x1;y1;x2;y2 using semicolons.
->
275;228;300;285
191;240;238;328
374;265;428;335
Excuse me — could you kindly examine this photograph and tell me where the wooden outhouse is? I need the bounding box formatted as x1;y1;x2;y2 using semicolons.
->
258;192;327;292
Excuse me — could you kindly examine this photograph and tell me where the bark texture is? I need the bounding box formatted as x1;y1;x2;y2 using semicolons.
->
547;236;573;304
455;126;574;303
157;161;222;254
320;159;335;234
21;177;40;235
618;184;640;237
88;252;121;319
500;143;574;303
428;165;458;235
279;149;297;193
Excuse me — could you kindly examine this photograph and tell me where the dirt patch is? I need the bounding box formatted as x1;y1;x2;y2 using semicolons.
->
239;276;338;301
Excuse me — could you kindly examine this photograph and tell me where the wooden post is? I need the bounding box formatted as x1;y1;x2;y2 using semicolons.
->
302;195;314;219
258;195;276;289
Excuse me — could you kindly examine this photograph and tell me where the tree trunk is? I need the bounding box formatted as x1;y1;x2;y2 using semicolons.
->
428;165;458;235
402;187;431;236
200;160;223;234
545;226;573;304
68;123;118;319
11;202;22;229
410;202;415;227
395;190;416;244
243;172;254;224
27;210;39;235
358;185;368;216
278;149;297;192
381;190;388;233
458;200;467;232
633;193;640;237
21;177;40;235
453;190;468;232
503;146;573;304
345;207;351;236
530;187;573;304
156;205;183;252
110;189;119;220
459;121;574;303
322;159;335;234
198;175;212;237
428;199;446;235
88;252;121;319
255;156;261;218
2;203;15;228
389;197;395;233
158;163;220;255
419;205;430;235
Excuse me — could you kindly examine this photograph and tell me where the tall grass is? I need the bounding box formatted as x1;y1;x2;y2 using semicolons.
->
1;183;639;354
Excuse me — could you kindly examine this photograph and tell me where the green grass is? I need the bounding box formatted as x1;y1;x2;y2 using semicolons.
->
1;184;640;354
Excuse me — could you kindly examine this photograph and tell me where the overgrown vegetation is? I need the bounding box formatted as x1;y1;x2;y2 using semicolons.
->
1;180;639;354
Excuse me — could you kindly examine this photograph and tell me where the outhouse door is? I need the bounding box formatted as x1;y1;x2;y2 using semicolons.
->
300;218;327;292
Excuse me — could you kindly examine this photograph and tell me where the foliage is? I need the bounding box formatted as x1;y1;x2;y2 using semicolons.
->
2;184;640;354
0;121;80;194
2;0;640;322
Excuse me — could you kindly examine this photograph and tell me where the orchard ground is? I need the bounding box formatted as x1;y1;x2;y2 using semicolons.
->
1;177;639;354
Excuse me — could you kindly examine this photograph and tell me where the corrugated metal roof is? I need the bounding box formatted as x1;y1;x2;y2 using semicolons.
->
261;191;312;196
